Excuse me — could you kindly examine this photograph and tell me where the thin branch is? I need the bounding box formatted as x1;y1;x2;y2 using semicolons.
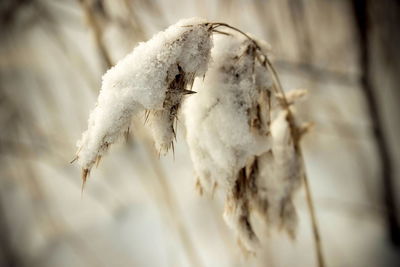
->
300;160;325;267
274;59;357;86
265;45;326;267
212;22;326;267
352;0;400;246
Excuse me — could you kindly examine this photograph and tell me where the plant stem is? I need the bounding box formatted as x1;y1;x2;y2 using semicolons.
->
301;158;325;267
266;48;327;267
212;22;327;267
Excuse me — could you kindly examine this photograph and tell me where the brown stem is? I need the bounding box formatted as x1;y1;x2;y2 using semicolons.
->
211;22;262;50
78;0;112;70
267;54;326;267
301;158;325;267
212;22;326;267
266;41;326;267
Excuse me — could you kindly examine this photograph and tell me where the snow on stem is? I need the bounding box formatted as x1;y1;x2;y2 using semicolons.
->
75;18;213;181
74;18;325;266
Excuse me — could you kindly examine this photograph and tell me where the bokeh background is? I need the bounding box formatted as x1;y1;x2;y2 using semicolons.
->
1;0;400;266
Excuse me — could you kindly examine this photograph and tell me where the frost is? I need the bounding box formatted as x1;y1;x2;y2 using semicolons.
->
76;18;213;173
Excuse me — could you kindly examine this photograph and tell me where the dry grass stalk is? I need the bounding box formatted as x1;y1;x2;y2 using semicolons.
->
73;17;325;266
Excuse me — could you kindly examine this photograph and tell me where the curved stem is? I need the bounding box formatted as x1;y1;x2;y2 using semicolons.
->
211;23;289;107
211;23;262;49
302;160;325;267
212;22;326;267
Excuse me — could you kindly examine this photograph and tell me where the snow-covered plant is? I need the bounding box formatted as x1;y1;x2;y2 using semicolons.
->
184;31;307;251
74;18;213;181
74;18;312;253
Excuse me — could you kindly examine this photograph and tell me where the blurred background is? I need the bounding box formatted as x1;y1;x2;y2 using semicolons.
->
1;0;400;266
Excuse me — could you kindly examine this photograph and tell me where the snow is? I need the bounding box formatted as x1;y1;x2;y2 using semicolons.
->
76;18;304;252
184;33;272;192
76;17;213;170
183;32;303;250
257;110;302;237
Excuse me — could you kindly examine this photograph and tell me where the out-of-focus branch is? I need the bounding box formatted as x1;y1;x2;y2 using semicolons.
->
274;59;358;86
138;130;205;267
77;3;205;266
288;0;313;63
78;0;112;70
0;0;30;30
122;0;147;41
0;198;21;267
352;0;400;246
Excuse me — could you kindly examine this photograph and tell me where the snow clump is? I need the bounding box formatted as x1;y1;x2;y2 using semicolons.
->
76;17;213;179
183;32;304;251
